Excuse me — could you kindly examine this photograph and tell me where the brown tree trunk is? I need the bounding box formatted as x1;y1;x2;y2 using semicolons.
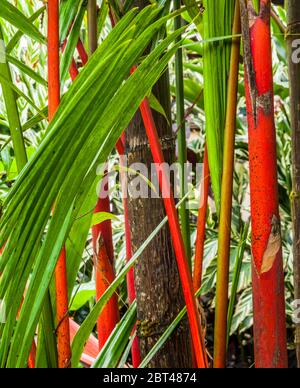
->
287;0;300;368
125;1;192;368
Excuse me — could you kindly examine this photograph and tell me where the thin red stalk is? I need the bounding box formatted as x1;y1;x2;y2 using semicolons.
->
116;136;125;156
48;0;71;368
54;248;71;368
193;146;210;292
48;1;60;119
62;39;79;81
69;60;79;81
77;39;89;65
240;0;287;368
136;90;207;368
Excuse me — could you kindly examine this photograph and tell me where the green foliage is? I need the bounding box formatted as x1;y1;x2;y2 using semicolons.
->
0;0;295;369
202;0;235;213
0;0;46;44
0;4;185;367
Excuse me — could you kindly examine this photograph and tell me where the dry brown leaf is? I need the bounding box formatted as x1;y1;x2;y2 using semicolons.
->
260;215;281;274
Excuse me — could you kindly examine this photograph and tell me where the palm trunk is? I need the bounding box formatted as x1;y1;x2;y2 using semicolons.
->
287;0;300;368
126;72;193;367
239;0;287;368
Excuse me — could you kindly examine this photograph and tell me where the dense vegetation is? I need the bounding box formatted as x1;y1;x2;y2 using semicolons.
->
0;0;299;368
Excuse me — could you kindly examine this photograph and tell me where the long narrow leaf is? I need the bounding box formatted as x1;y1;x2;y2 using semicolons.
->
0;1;46;44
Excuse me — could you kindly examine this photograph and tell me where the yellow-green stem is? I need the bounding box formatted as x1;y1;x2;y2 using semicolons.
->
213;0;241;368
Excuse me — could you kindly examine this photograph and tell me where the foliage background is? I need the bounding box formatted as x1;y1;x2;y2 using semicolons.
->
0;0;295;367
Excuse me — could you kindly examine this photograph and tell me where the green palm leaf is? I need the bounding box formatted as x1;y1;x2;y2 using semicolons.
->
202;0;235;213
0;5;185;368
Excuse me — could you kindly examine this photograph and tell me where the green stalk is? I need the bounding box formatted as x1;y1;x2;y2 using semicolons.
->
213;0;240;368
174;0;191;263
226;221;249;347
0;24;27;172
203;0;235;214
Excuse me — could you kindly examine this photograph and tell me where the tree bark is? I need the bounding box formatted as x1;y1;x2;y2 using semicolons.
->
125;1;192;368
287;0;300;368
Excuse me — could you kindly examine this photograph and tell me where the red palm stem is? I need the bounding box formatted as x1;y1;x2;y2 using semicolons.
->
48;0;71;368
94;238;119;348
240;0;287;368
77;39;89;65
